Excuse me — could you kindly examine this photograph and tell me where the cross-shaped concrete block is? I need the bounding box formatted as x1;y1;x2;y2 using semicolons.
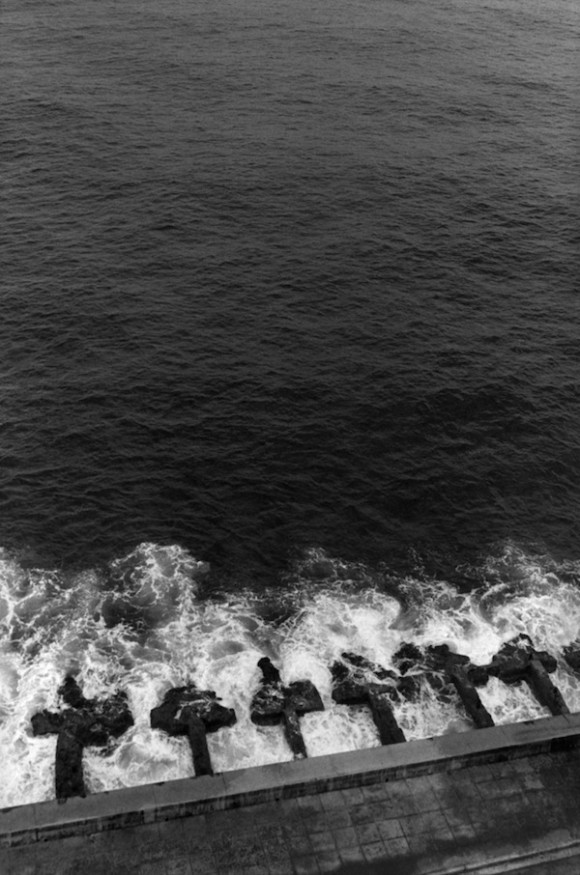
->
485;634;568;716
331;652;406;744
250;657;324;759
31;676;134;801
393;643;494;728
150;685;236;776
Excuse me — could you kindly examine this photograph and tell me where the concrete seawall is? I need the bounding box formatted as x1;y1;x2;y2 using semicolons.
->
3;712;580;873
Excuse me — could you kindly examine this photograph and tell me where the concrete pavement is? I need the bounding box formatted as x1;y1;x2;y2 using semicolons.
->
3;716;580;873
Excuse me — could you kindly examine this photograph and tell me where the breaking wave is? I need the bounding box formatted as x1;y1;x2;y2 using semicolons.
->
1;540;580;807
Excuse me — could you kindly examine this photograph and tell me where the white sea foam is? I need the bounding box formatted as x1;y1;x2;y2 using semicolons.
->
1;542;579;806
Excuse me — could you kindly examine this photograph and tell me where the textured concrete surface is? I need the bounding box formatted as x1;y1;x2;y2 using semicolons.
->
3;746;580;873
4;713;580;849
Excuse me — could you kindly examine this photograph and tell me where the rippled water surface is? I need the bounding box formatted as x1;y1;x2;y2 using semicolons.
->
1;0;579;803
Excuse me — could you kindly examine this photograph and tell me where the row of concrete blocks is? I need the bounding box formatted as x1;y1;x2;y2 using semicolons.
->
31;634;574;802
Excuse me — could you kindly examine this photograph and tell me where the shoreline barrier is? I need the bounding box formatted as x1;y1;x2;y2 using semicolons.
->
27;639;572;804
3;711;580;849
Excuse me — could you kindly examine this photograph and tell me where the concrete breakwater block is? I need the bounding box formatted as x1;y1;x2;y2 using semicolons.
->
563;643;580;673
485;633;569;716
30;634;569;804
31;677;133;802
393;643;494;728
150;685;237;776
393;634;568;723
331;652;407;744
250;657;324;758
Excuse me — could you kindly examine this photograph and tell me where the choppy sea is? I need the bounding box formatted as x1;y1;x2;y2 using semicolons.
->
1;0;579;805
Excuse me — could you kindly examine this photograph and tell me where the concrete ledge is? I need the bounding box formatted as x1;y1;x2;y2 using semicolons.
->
3;712;580;847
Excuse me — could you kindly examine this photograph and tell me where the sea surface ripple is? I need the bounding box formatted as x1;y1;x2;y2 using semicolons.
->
1;0;579;581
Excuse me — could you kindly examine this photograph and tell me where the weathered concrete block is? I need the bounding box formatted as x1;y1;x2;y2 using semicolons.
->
251;658;324;759
526;659;569;716
392;643;497;728
485;636;568;716
563;643;580;674
150;685;236;776
31;677;134;802
486;634;558;681
447;665;494;729
331;653;406;745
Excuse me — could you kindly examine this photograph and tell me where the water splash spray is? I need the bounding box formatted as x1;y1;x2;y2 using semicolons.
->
1;541;579;806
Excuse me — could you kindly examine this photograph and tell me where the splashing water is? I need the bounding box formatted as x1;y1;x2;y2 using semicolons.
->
1;541;580;806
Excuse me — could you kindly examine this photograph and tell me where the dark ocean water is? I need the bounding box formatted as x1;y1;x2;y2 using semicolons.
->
1;0;580;805
2;0;579;582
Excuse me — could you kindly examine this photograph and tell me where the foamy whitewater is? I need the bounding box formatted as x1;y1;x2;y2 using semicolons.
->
2;541;580;807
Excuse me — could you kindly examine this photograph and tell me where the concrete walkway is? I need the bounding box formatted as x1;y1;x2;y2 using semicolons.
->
3;717;580;873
